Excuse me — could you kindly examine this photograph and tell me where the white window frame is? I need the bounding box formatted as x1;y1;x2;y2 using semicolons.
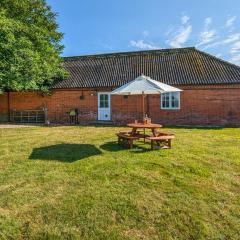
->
99;93;109;108
161;92;181;110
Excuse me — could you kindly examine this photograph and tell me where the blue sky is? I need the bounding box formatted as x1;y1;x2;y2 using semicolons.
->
47;0;240;64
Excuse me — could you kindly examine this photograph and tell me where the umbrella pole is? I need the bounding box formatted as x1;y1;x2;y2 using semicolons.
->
142;91;146;143
142;91;145;121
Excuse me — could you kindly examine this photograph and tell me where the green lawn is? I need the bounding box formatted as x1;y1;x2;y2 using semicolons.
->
0;126;240;239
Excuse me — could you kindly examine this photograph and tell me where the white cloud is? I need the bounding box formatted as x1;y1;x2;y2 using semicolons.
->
165;26;174;37
225;16;237;28
204;17;212;28
130;40;159;50
201;33;240;50
231;54;240;64
169;25;192;48
201;40;221;50
223;33;240;44
196;30;216;47
166;16;192;48
128;14;240;65
196;17;217;47
229;40;240;65
230;41;240;54
196;16;238;49
181;15;190;25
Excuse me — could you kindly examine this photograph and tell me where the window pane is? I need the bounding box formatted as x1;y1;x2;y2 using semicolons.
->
161;92;180;109
105;94;109;107
165;93;170;108
162;100;166;108
99;94;109;108
162;93;170;109
171;92;179;108
100;100;104;108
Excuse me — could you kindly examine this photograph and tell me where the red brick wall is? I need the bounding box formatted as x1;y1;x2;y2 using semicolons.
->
148;88;240;126
1;85;240;126
111;85;240;126
6;90;98;123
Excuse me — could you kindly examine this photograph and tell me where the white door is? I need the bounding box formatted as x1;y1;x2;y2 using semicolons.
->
98;92;111;121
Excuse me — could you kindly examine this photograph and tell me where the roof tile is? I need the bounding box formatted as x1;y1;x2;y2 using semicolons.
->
54;47;240;89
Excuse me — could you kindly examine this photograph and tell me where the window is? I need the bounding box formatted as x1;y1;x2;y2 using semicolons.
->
99;94;109;108
161;92;180;109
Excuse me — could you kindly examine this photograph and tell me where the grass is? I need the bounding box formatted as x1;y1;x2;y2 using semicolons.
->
0;125;240;239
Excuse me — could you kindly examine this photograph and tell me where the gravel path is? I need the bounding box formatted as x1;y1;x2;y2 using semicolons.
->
0;124;40;128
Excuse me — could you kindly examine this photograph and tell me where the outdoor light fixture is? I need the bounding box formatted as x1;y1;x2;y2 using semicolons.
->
90;90;97;96
80;90;85;100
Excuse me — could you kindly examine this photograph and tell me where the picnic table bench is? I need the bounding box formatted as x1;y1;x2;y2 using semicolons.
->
116;132;141;149
147;133;175;150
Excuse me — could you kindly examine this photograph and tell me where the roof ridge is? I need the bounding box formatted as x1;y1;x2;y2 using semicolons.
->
55;47;240;89
63;47;196;61
194;48;240;69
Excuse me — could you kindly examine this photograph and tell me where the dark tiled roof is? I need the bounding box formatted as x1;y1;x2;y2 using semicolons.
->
54;47;240;89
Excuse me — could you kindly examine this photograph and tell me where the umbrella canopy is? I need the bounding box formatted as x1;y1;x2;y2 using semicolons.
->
111;75;182;120
111;75;182;95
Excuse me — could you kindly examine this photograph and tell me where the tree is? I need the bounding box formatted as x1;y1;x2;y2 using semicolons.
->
0;0;68;93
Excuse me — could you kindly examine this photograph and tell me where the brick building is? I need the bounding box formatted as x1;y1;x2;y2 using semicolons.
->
1;47;240;126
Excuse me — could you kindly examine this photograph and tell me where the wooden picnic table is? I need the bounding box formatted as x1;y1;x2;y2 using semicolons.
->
127;123;162;138
116;123;168;149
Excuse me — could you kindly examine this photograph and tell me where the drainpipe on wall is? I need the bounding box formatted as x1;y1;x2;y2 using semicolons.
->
7;91;10;122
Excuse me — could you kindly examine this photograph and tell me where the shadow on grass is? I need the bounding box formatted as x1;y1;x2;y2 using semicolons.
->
29;144;101;162
100;141;151;153
100;141;126;152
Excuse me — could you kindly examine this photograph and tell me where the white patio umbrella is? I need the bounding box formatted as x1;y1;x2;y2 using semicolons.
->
111;74;182;120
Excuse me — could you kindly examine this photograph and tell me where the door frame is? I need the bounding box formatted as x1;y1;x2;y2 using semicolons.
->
97;92;111;121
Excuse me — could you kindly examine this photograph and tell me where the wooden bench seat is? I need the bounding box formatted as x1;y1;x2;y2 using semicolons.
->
119;131;150;139
116;133;140;149
147;133;175;150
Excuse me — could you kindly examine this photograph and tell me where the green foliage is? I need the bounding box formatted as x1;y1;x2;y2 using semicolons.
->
0;0;68;93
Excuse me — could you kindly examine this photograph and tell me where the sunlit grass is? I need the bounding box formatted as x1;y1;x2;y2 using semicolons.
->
0;126;240;239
